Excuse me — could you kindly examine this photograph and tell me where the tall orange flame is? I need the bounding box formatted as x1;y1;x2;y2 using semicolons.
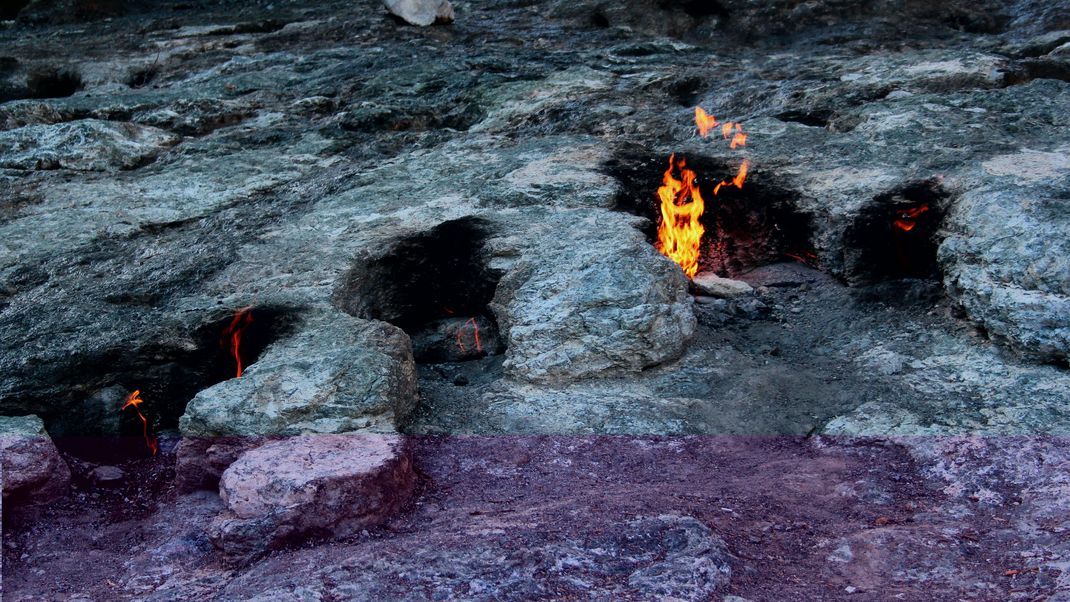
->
656;154;706;278
221;307;254;378
456;318;483;354
121;390;158;456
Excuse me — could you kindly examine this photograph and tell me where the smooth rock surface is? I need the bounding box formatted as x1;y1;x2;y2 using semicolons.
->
209;434;415;564
0;415;69;506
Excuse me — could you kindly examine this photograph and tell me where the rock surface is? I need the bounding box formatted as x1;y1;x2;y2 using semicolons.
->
0;119;177;170
692;272;754;298
0;415;69;506
384;0;454;26
209;434;415;564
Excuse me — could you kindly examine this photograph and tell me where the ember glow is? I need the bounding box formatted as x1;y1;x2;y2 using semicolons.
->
656;153;706;279
893;204;930;232
221;307;254;378
456;317;483;355
121;389;158;456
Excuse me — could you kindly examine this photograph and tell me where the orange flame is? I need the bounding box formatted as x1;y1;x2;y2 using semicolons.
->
656;154;706;278
695;107;718;138
221;307;254;378
456;318;483;354
121;390;158;456
712;160;750;196
893;204;930;232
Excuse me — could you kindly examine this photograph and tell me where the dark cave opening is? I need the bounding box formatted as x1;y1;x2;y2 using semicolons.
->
335;217;505;364
843;180;949;285
26;68;83;99
606;152;816;279
36;306;293;462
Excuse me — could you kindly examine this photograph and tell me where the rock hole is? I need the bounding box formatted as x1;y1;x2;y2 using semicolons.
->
590;11;610;27
606;152;817;278
334;217;505;363
26;307;293;463
674;0;728;19
126;65;158;89
842;180;949;285
26;68;83;99
775;109;832;128
0;0;30;20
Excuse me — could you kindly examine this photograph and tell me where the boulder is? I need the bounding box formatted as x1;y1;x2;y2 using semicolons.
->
0;119;178;170
178;313;418;490
692;272;754;298
491;211;696;384
180;313;418;438
208;434;416;564
384;0;454;27
0;415;70;506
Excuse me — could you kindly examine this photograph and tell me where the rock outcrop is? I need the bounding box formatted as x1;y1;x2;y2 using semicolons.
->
0;119;177;170
384;0;454;26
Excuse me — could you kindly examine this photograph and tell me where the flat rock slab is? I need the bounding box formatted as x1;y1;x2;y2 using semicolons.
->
209;434;416;564
692;272;754;298
0;415;69;507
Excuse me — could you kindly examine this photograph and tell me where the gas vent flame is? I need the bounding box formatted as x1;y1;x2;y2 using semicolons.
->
893;204;930;232
456;317;483;355
121;390;157;456
656;107;751;278
221;307;254;378
656;154;706;278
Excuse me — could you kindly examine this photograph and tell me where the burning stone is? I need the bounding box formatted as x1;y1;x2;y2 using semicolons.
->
691;272;754;298
208;434;416;565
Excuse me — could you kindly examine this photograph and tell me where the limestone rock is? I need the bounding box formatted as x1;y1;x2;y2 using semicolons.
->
384;0;454;27
208;434;416;564
0;415;69;506
0;119;178;170
692;272;754;298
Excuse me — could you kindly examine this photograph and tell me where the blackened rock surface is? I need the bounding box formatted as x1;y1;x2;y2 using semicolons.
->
0;415;69;507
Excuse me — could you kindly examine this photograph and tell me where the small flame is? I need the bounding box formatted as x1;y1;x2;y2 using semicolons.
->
455;318;483;355
712;160;750;196
695;107;718;138
656;153;706;278
121;390;158;456
893;204;930;232
221;307;254;378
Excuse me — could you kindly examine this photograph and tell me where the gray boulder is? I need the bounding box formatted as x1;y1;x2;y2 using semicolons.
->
179;312;418;438
0;415;70;507
0;119;178;170
491;211;697;384
384;0;454;27
208;434;415;564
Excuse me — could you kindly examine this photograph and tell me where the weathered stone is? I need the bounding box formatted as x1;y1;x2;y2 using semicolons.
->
491;211;697;384
384;0;454;26
0;119;178;170
174;437;270;493
0;415;69;506
692;272;754;298
410;315;501;362
208;434;415;564
179;312;419;438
